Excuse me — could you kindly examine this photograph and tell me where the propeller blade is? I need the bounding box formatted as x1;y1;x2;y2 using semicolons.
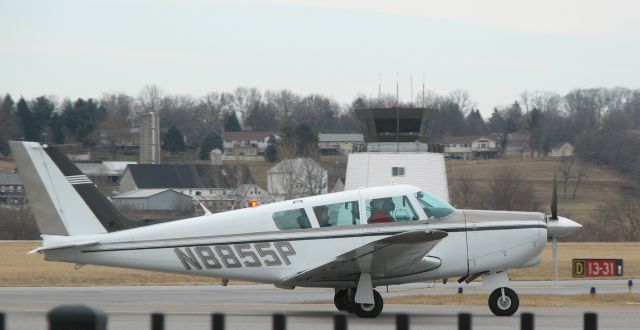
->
552;236;558;286
550;173;558;220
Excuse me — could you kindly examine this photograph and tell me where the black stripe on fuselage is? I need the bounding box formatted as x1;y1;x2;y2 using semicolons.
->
80;224;546;253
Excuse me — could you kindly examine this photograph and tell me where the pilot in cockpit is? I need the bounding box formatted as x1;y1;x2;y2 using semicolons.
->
368;198;394;223
314;205;331;227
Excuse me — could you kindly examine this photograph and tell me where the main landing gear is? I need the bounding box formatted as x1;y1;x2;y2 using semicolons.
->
334;288;384;318
488;287;519;316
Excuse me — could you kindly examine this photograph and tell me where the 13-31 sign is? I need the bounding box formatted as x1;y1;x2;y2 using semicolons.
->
573;259;623;277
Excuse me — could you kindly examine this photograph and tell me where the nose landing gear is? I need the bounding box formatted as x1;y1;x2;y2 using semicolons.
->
488;287;519;316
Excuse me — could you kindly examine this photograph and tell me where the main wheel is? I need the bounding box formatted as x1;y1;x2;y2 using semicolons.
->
353;289;384;318
334;289;355;312
488;287;519;316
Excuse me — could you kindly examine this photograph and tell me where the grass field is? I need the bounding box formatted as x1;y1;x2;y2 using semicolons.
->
446;157;631;241
1;241;638;287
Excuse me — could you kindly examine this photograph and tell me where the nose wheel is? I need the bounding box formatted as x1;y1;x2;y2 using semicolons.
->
334;289;384;318
488;287;519;316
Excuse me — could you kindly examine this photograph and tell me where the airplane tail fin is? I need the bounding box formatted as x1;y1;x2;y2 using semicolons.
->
9;141;138;236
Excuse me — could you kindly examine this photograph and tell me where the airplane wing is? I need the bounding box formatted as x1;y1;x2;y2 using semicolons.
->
277;229;447;288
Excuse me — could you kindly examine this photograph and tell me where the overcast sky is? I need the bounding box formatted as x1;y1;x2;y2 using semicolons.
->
2;0;639;115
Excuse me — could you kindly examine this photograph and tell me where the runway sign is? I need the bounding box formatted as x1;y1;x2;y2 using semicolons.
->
572;258;623;277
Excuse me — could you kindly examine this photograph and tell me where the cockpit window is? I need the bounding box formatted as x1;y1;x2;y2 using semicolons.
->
414;191;454;219
272;208;311;230
313;201;360;227
366;195;418;223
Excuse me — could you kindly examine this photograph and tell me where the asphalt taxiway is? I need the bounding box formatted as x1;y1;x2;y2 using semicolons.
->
0;280;638;329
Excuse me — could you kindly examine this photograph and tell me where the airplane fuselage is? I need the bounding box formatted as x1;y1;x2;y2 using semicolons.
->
45;186;546;287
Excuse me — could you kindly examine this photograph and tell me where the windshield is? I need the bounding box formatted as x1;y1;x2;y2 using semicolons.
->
414;191;454;219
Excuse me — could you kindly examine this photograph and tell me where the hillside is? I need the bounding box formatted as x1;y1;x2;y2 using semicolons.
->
446;157;631;241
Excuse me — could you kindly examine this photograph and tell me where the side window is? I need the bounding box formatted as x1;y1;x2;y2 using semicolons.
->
313;201;360;228
366;195;418;224
391;167;405;177
272;208;311;230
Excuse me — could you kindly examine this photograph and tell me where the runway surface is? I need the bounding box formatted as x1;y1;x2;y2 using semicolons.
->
1;280;638;329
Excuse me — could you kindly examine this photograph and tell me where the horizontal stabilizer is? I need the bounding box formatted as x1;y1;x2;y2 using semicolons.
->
28;240;99;254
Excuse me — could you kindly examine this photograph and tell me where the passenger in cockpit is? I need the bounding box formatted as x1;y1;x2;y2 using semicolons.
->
368;198;393;223
314;205;331;227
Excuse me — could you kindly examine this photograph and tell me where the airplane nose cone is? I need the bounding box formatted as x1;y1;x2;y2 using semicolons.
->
547;216;582;238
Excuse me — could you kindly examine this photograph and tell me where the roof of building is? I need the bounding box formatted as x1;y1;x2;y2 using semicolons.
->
126;164;252;189
75;161;137;176
223;131;275;141
112;188;190;199
443;135;497;144
318;133;364;143
0;172;22;185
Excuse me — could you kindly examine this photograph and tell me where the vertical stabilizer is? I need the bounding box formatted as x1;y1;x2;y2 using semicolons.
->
10;141;107;235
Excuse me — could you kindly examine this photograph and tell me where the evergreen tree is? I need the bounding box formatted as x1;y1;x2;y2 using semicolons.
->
264;135;278;162
30;96;55;141
50;113;65;144
62;98;101;145
0;94;16;154
16;97;39;141
223;111;241;132
527;107;543;154
294;123;318;157
199;131;223;160
465;109;486;135
162;126;186;154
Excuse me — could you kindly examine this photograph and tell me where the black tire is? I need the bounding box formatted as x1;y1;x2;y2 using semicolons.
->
334;289;355;312
354;289;384;318
488;287;519;316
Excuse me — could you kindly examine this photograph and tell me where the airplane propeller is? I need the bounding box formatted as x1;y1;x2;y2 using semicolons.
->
546;174;582;284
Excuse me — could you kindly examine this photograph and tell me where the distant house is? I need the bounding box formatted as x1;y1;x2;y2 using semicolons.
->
267;158;328;200
75;161;136;185
111;189;192;212
443;135;499;160
0;172;27;207
119;164;268;212
222;131;278;156
318;133;365;155
505;133;531;155
551;142;575;157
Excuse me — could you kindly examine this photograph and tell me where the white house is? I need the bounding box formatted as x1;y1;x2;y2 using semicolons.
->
267;158;328;200
443;135;499;160
344;152;449;203
222;131;278;155
551;142;575;157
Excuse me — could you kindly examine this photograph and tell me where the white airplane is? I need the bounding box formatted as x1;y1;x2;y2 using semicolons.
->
10;141;582;318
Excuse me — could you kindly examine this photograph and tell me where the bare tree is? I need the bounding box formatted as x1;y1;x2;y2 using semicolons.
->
609;194;640;241
297;158;328;197
0;208;39;240
482;166;540;211
136;85;163;114
228;164;254;210
557;156;575;195
571;160;588;199
450;174;477;209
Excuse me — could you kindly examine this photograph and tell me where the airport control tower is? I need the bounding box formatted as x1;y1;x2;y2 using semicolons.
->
345;106;449;202
355;106;437;152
